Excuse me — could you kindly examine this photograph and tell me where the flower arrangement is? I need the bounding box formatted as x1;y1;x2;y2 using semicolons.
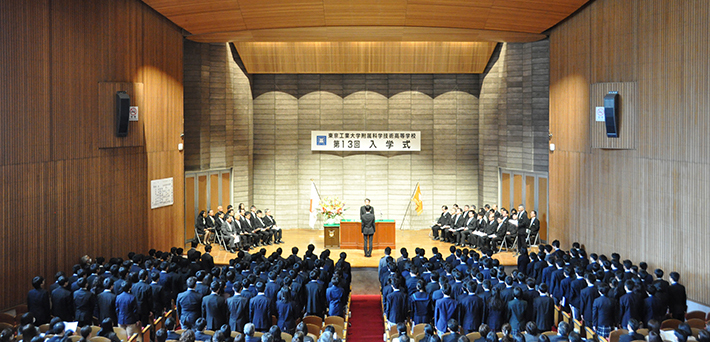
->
319;196;347;222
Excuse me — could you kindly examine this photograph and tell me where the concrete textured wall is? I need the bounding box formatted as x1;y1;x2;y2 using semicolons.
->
183;41;549;230
184;42;253;203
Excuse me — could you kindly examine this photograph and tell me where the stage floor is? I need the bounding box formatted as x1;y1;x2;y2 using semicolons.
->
186;228;526;268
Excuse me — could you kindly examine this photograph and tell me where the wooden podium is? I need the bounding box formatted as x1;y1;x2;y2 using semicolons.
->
323;223;340;248
339;220;396;250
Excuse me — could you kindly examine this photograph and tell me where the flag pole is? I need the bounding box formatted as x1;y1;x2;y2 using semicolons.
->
400;182;420;230
310;179;322;199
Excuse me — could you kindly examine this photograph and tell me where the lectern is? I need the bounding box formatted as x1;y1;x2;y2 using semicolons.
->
323;223;340;248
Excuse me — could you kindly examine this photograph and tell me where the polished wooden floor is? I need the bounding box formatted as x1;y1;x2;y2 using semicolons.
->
187;229;530;268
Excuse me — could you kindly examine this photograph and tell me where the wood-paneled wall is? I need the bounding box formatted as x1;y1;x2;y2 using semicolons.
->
0;0;184;310
550;0;710;304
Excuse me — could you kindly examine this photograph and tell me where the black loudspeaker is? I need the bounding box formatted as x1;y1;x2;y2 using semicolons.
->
604;91;619;138
115;91;130;137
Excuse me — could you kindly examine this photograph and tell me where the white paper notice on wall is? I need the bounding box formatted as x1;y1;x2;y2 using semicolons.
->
151;177;174;209
129;106;139;121
595;106;605;122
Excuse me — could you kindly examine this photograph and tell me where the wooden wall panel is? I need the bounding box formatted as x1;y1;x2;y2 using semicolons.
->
589;82;638;149
0;0;183;310
550;0;710;304
185;176;196;241
234;41;497;74
501;172;511;209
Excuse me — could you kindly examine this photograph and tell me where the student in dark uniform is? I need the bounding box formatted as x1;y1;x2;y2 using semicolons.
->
201;281;227;330
27;276;51;325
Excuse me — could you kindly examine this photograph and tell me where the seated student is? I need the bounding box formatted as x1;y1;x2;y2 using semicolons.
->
567;333;581;342
294;323;314;342
165;317;182;341
391;322;410;342
268;326;284;342
193;318;212;342
522;322;539;342
474;325;492;342
548;322;570;342
45;322;65;342
179;329;196;342
619;319;644;342
420;324;442;342
647;331;663;342
155;329;168;342
697;330;709;342
243;324;260;342
97;318;121;342
442;319;462;342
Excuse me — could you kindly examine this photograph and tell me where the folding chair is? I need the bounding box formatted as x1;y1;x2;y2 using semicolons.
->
194;228;204;244
213;228;229;251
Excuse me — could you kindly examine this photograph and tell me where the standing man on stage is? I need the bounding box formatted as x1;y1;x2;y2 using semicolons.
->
360;198;373;219
361;206;375;257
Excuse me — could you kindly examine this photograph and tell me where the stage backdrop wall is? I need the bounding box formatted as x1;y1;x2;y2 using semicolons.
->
0;0;184;310
183;41;549;232
549;0;710;304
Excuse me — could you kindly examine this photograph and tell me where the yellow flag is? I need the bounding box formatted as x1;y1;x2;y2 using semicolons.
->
412;184;423;216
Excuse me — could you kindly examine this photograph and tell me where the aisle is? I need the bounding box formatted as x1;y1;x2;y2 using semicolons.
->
347;294;385;342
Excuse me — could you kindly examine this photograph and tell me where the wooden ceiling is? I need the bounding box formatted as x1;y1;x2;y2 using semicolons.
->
142;0;590;73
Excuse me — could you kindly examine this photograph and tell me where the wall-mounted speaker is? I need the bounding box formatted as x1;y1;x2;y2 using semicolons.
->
116;91;130;137
604;91;619;138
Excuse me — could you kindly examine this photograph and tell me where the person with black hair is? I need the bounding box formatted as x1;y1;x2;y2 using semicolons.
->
326;276;345;317
202;281;227;330
522;322;539;342
618;280;640;329
618;318;643;342
411;279;434;327
27;276;51;325
435;283;458;335
98;278;118;325
668;272;687;320
458;281;484;334
532;283;554;332
591;284;615;339
442;319;462;342
132;269;153;327
432;205;452;241
578;273;598;328
98;318;121;342
52;278;75;322
386;276;409;328
361;205;375;257
249;281;273;332
485;287;505;332
177;277;202;328
508;287;528;334
304;270;326;318
73;277;96;327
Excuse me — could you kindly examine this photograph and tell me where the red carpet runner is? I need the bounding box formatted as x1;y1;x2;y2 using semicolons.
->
348;294;385;342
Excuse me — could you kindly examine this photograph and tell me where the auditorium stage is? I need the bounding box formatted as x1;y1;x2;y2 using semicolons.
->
187;229;530;268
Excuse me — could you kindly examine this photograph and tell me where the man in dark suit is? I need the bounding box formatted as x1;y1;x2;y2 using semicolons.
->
516;205;529;250
227;282;250;333
618;280;640;328
434;283;458;335
202;281;227;330
459;210;477;247
249;281;273;332
193;318;212;342
220;215;239;253
385;279;408;327
533;283;555;332
361;205;375;257
98;278;118;324
442;319;462;342
527;211;540;245
508;287;528;334
51;276;74;321
432;205;451;240
458;282;484;334
667;272;687;320
491;214;509;251
304;270;325;318
592;284;616;339
449;208;466;245
27;276;51;325
149;272;167;318
579;274;599;327
176;277;202;328
360;198;373;220
263;209;282;244
164;317;181;340
74;277;97;327
131;270;153;327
